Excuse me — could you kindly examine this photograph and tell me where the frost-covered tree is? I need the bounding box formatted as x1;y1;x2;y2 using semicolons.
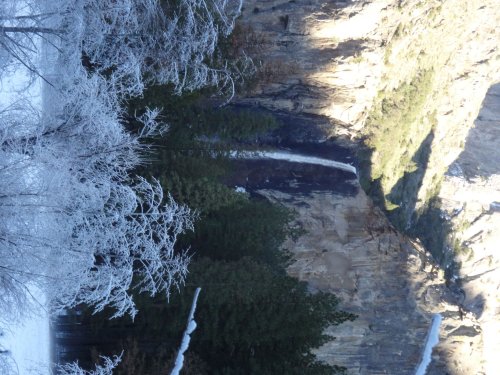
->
0;0;244;96
0;68;195;319
0;0;246;321
0;99;47;325
0;0;50;81
0;0;246;372
57;355;122;375
80;0;244;96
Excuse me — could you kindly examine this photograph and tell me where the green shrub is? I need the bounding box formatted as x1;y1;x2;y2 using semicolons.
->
359;69;435;223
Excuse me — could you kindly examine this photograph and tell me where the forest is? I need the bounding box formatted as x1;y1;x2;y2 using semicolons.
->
0;0;354;374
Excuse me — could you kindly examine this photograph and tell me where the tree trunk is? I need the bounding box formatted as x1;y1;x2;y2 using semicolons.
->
0;26;61;35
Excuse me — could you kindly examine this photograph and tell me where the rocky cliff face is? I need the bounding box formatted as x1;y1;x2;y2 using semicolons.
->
261;186;433;374
236;0;500;373
238;0;499;211
260;180;482;375
436;84;500;375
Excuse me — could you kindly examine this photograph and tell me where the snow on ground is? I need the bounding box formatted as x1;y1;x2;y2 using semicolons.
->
0;2;51;373
0;286;51;374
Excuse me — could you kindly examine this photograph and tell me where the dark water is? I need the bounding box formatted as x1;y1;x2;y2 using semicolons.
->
229;104;358;165
226;158;358;197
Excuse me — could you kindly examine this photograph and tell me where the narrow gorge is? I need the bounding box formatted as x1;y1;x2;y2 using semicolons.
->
232;0;500;373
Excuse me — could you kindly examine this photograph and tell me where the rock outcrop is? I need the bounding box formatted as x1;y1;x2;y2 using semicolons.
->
436;84;500;375
239;0;499;204
236;0;500;373
260;181;480;374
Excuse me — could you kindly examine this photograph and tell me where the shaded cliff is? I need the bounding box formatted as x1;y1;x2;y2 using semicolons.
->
234;0;500;374
434;83;500;375
237;0;499;218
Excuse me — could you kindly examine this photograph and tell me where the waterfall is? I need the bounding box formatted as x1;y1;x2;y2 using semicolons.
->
230;150;357;175
415;314;442;375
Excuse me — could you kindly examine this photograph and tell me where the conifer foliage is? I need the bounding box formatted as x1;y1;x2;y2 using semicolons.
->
0;1;242;372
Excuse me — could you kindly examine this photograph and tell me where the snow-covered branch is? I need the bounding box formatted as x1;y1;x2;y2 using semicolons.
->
0;64;196;319
1;0;244;97
57;354;122;375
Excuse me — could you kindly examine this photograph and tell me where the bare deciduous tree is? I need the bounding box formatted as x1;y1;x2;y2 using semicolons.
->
1;0;244;96
0;1;246;372
1;70;195;319
57;354;122;375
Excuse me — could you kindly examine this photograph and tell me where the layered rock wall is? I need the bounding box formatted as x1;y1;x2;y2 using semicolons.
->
238;0;500;204
436;84;500;375
237;0;500;373
262;183;482;374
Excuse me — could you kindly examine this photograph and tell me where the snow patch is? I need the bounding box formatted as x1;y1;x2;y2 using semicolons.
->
0;285;51;374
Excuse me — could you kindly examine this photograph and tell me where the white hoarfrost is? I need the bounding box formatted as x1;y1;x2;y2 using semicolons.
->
57;354;122;375
1;0;242;374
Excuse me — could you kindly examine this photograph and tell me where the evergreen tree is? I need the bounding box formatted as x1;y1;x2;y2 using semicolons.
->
76;258;355;375
187;200;298;268
177;258;356;375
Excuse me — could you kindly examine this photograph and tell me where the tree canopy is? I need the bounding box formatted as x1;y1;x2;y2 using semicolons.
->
1;1;356;374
